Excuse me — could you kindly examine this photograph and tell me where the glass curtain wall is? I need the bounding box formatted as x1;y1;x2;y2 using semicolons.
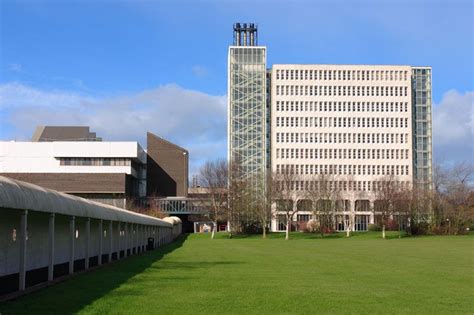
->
228;47;267;192
411;67;433;190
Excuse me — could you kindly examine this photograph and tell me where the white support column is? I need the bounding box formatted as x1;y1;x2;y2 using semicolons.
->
98;219;103;266
146;226;149;250
117;222;121;260
85;217;90;270
369;201;375;224
135;224;139;254
158;227;161;247
124;223;128;258
69;216;75;275
142;225;145;252
108;221;113;262
132;224;136;254
19;210;28;291
48;213;55;281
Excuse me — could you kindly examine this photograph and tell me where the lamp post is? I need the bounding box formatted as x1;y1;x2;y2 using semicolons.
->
446;218;450;235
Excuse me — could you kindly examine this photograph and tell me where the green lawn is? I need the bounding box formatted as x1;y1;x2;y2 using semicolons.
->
1;232;473;314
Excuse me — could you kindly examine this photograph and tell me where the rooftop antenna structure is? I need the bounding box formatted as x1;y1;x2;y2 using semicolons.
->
233;23;258;46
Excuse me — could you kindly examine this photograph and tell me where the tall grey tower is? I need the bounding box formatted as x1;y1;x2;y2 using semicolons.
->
228;23;267;192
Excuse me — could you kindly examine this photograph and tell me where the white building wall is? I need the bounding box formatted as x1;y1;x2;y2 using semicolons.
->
270;64;414;231
0;141;144;175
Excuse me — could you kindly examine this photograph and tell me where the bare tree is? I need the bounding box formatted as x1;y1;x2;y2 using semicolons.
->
433;162;474;234
305;174;338;238
373;175;401;239
339;175;364;238
250;177;272;238
270;170;301;240
198;159;228;239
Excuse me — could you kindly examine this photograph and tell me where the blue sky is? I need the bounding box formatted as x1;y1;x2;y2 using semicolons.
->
1;0;473;174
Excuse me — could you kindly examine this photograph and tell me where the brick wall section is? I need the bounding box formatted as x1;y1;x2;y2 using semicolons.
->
146;132;188;197
0;173;127;194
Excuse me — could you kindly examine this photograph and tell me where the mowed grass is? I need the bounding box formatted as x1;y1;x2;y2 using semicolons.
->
1;232;473;314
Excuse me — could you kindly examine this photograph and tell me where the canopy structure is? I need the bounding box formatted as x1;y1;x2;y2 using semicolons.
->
0;176;172;227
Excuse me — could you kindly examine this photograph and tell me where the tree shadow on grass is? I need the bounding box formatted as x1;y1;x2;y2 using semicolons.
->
0;234;190;315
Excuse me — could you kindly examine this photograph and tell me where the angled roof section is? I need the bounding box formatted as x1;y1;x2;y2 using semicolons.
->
32;126;102;142
146;132;188;153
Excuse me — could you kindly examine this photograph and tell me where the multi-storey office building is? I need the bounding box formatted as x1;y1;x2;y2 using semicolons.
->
227;24;433;232
227;23;268;192
270;65;432;231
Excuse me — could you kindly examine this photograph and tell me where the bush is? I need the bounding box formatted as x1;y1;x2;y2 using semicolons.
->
240;222;262;234
407;221;430;236
368;224;381;231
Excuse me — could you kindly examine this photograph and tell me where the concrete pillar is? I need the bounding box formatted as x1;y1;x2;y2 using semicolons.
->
369;201;375;224
135;224;138;254
98;219;103;265
85;218;90;269
158;227;161;247
19;210;28;291
69;216;75;275
132;224;136;254
124;223;128;258
141;225;145;252
108;221;113;262
117;222;121;260
48;213;55;281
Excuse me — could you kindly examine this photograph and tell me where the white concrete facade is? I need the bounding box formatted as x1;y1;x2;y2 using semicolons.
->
0;141;146;177
270;64;415;231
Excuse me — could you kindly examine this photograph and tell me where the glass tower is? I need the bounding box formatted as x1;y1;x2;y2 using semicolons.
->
411;67;433;189
228;23;267;192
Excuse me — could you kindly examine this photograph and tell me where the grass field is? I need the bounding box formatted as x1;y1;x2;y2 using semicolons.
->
1;232;473;314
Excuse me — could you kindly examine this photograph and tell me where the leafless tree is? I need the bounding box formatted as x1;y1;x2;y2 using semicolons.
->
198;159;228;239
270;170;301;240
340;175;365;238
250;177;272;238
305;173;339;237
373;174;402;239
432;162;474;234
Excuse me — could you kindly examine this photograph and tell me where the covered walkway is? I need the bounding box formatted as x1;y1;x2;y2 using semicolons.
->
0;176;182;295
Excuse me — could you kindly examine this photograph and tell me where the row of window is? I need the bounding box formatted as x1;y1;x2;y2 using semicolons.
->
275;85;408;97
275;179;410;192
275;101;409;113
275;69;409;82
275;164;410;176
275;116;409;129
276;148;410;160
275;132;410;144
60;157;132;166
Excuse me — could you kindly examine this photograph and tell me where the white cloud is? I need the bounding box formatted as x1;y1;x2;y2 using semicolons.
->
0;83;227;175
0;82;94;109
432;90;474;164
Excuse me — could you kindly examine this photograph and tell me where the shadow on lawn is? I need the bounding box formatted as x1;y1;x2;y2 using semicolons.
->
0;234;190;315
